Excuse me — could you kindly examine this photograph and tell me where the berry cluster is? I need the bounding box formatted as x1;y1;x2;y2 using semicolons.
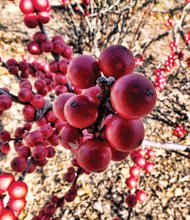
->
0;173;28;220
125;148;155;207
173;125;187;138
20;0;51;28
52;44;157;174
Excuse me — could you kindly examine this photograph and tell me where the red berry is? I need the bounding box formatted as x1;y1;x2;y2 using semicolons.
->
129;166;141;179
98;45;135;79
125;194;137;207
24;13;38;28
110;146;129;162
37;11;51;24
106;114;144;152
44;203;56;216
0;208;16;220
67;55;100;89
32;144;48;161
0;173;15;193
125;176;138;189
134;156;146;168
111;73;157;119
136;190;147;202
32;0;50;11
19;0;34;14
30;94;45;109
8;198;27;212
27;41;42;55
0;94;12;111
59;124;83;150
22;105;35;122
76;139;112;172
8;181;28;199
144;162;154;174
53;93;75;121
11;156;28;172
0;129;10;142
64;95;98;129
18;88;33;102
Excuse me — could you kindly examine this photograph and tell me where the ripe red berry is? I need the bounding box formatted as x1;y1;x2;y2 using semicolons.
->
0;173;15;193
125;176;138;189
76;139;112;172
125;194;137;207
22;105;35;122
37;11;51;24
59;124;83;150
64;95;98;129
136;190;147;202
67;55;100;89
98;45;135;79
8;198;27;212
11;156;28;172
134;156;146;168
24;13;38;28
0;94;12;111
8;181;28;199
129;166;141;179
106;114;144;152
30;94;45;109
27;41;42;55
144;162;154;174
111;73;157;119
32;0;50;11
32;144;48;161
19;0;34;14
0;129;10;142
0;208;16;220
18;88;33;102
53;93;75;121
110;146;129;162
44;203;56;216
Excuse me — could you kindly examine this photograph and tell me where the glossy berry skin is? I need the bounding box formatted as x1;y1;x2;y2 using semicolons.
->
67;55;100;89
81;85;101;105
64;95;98;129
0;173;15;193
0;94;12;111
106;114;144;152
11;156;28;172
22;105;35;122
59;124;83;150
129;166;141;178
76;140;112;172
125;194;137;207
144;162;154;174
32;0;49;11
136;190;147;202
110;146;129;162
8;181;28;199
32;144;48;161
111;73;157;119
125;176;138;189
98;45;135;79
19;0;34;14
0;130;10;142
0;209;16;220
53;93;75;121
24;14;38;29
8;198;27;212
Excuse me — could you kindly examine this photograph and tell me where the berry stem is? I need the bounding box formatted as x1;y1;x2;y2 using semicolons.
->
18;157;34;181
127;207;133;220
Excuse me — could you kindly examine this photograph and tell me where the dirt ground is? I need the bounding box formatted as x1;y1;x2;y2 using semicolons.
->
0;1;189;220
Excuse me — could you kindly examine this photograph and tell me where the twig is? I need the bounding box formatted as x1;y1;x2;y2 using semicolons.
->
142;139;190;152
